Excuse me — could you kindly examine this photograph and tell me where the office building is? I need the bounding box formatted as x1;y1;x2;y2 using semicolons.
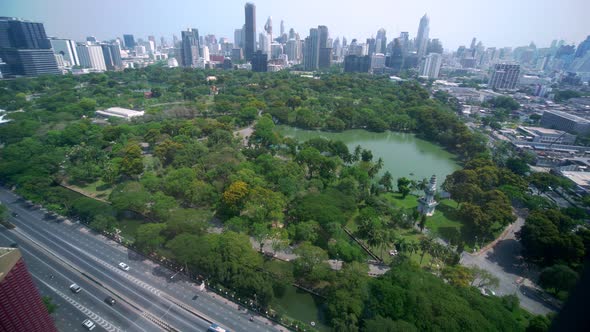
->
286;38;299;63
0;17;60;77
231;48;243;61
50;38;79;67
488;63;520;90
0;248;58;332
420;53;442;79
180;28;200;67
303;28;320;70
251;50;267;72
244;3;256;60
540;110;590;135
344;55;371;73
415;14;430;58
123;34;135;49
258;32;270;55
367;37;376;56
101;43;122;70
76;43;106;71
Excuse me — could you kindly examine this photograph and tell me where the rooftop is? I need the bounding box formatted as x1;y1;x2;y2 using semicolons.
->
560;171;590;189
519;126;566;135
544;110;590;124
96;107;144;119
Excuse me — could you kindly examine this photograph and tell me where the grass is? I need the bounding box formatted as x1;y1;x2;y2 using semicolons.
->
69;179;113;200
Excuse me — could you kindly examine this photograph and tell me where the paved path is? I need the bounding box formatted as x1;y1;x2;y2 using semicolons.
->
460;211;559;315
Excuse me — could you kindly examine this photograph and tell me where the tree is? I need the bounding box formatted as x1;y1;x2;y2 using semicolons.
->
468;266;499;289
418;214;427;232
42;296;57;314
90;214;118;233
442;266;473;287
419;236;435;265
119;143;144;177
397;177;412;198
363;317;417;332
379;171;393;192
135;223;167;253
221;180;249;214
293;242;330;283
539;264;579;295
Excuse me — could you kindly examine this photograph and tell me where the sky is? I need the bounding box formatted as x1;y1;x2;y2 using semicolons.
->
1;0;589;50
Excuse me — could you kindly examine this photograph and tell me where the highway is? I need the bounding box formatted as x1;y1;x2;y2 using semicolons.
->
0;188;284;332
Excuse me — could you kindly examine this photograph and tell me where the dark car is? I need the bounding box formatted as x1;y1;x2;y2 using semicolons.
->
104;296;116;306
9;243;18;248
11;212;18;217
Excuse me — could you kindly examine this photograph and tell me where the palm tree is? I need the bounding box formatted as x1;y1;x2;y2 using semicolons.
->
419;236;435;265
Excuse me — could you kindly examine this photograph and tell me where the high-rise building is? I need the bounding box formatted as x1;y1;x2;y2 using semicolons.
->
344;55;371;73
50;38;80;67
234;28;243;48
101;43;122;70
180;28;200;67
123;34;135;49
367;37;376;56
251;50;267;72
376;28;387;54
303;28;320;70
280;20;285;37
420;53;442;79
488;63;520;90
76;43;107;71
318;25;331;69
148;35;156;49
427;38;443;54
86;36;97;43
415;14;430;58
244;3;256;60
0;248;58;332
0;17;60;77
575;35;590;58
286;38;299;63
258;32;270;55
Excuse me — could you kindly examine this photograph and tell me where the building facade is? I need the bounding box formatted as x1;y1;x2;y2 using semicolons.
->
303;28;319;71
415;14;430;58
76;43;106;71
0;17;60;77
420;52;442;79
180;28;200;67
344;55;371;73
251;50;267;72
540;110;590;135
488;63;520;89
244;3;256;60
123;34;135;49
49;38;80;67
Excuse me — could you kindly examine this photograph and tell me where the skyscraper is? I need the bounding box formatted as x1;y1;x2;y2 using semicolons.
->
101;43;122;70
488;63;520;90
376;28;387;54
0;248;58;332
244;2;256;60
123;34;135;49
234;28;243;48
280;20;285;37
303;28;320;71
344;55;371;73
180;28;200;67
0;17;60;77
318;25;331;69
415;14;430;58
420;53;442;79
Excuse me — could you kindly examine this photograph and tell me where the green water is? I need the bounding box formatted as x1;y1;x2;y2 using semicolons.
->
277;126;461;187
273;286;330;331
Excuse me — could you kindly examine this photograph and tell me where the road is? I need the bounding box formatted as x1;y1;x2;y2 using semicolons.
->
0;188;285;332
460;213;559;315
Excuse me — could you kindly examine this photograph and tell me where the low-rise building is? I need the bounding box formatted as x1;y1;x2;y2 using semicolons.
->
517;126;577;145
96;107;144;120
540;110;590;134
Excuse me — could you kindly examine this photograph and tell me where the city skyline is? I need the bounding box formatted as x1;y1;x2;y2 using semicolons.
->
1;0;589;51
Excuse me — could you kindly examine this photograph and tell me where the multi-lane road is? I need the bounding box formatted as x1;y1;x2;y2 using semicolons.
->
0;188;285;332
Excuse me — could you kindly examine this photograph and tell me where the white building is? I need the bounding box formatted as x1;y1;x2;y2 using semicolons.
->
258;32;270;55
96;107;144;120
50;38;80;67
370;53;386;70
420;53;442;79
76;43;106;71
202;46;210;62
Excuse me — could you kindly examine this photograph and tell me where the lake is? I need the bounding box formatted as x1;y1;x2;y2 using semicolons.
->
277;126;461;188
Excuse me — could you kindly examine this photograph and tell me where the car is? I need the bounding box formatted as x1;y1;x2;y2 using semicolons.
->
9;243;18;248
11;212;18;217
69;284;82;293
82;319;96;330
118;262;130;271
104;296;116;306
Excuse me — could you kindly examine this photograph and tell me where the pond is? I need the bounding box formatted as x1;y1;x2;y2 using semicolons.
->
273;285;330;331
277;126;461;188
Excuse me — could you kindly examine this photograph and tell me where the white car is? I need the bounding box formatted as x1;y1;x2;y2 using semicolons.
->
69;283;82;293
82;319;96;330
118;262;130;271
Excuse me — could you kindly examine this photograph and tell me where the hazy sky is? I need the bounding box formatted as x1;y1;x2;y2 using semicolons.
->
1;0;589;50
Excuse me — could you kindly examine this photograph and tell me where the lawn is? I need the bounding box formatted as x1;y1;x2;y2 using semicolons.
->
70;179;113;200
